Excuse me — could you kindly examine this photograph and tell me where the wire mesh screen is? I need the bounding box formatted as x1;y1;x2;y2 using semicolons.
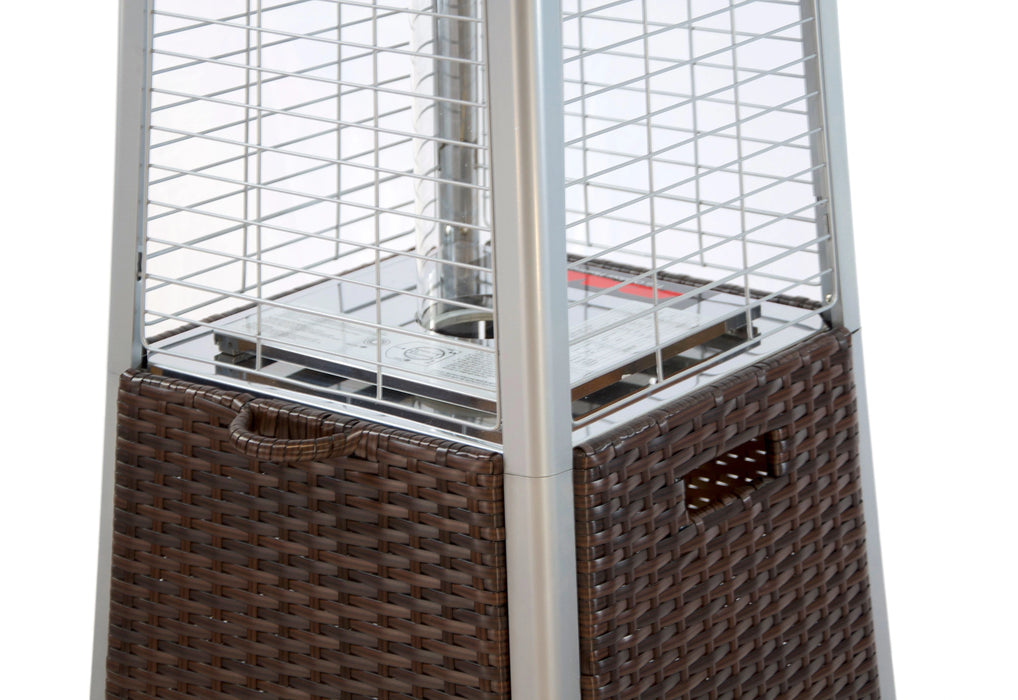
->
141;0;833;443
143;0;500;437
562;0;832;425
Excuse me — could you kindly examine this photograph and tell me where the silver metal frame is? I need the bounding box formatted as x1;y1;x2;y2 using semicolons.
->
92;1;151;697
813;1;895;696
486;1;581;697
799;0;838;322
814;0;860;333
93;2;891;698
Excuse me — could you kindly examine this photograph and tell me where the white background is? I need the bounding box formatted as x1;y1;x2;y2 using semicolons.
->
1;2;1015;697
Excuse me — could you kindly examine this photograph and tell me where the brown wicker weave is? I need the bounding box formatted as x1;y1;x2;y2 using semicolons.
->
106;328;878;699
573;328;879;699
107;370;510;699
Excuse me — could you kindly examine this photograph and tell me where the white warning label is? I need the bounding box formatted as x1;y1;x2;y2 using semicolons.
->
569;302;700;384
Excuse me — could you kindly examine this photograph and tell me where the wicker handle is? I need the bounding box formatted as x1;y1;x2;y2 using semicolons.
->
681;433;787;525
228;399;362;461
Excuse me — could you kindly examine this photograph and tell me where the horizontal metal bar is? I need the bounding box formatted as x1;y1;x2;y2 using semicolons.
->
569;168;827;269
566;61;805;97
149;160;336;221
146;311;498;396
152;19;338;75
563;0;800;24
564;15;810;88
570;266;827;361
144;273;498;357
155;9;486;67
563;0;762;60
152;0;487;31
150;78;402;150
567;143;814;191
566;230;829;337
585;192;826;267
151;135;487;194
681;260;826;288
147;198;493;274
145;190;411;267
315;0;485;24
148;169;408;243
146;235;495;315
565;80;809;121
568;177;819;227
145;262;318;319
150;92;409;159
566;13;804;49
148;126;337;185
144;245;347;314
150;129;410;193
151;0;310;38
566;96;816;189
562;0;634;22
572;302;832;429
146;193;407;257
149;86;488;152
151;31;414;111
564;6;725;65
144;216;413;301
567;128;822;231
689;23;805;43
152;55;345;113
144;345;499;432
146;194;351;261
566;52;815;143
157;5;403;41
565;205;821;252
150;51;485;110
147;167;492;238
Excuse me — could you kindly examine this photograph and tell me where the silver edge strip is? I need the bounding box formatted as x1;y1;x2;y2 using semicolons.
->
851;329;898;698
486;0;582;697
93;1;152;698
817;0;895;692
815;0;860;333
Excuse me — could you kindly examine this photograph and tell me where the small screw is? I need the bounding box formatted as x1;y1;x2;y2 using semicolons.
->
824;293;834;304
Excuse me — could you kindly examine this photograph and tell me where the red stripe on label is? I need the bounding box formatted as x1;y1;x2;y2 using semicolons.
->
567;270;681;299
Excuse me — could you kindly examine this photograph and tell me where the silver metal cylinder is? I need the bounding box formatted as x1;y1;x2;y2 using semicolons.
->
414;0;493;339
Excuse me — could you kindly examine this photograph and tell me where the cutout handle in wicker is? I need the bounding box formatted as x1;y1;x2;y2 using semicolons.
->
228;398;363;462
681;433;784;523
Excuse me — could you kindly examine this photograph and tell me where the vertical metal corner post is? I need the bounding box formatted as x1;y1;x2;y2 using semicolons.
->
484;1;582;699
810;0;859;334
813;1;896;696
92;1;151;697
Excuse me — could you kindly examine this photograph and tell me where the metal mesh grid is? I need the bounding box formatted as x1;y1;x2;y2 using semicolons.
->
143;0;499;436
141;0;834;443
562;0;833;427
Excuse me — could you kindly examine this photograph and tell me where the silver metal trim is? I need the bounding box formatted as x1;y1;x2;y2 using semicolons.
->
486;0;572;480
850;330;897;699
502;472;582;700
486;0;581;697
816;0;894;692
814;0;860;333
800;0;839;323
92;1;152;697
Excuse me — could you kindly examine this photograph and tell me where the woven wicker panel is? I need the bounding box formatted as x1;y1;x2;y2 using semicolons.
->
107;371;509;699
573;329;879;699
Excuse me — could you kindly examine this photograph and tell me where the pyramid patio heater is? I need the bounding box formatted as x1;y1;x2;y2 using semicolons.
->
95;0;893;698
